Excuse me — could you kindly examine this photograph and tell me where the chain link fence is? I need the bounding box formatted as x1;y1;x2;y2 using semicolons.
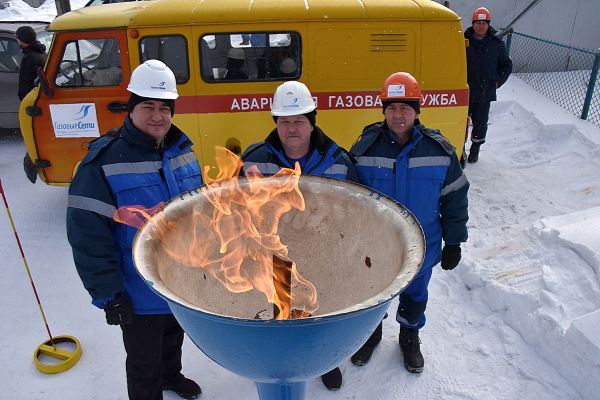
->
505;31;600;127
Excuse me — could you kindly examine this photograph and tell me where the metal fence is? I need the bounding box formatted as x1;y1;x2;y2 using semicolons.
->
505;31;600;126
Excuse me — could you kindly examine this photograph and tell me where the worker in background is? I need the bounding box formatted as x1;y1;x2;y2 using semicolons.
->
15;25;47;100
464;6;513;163
224;47;248;80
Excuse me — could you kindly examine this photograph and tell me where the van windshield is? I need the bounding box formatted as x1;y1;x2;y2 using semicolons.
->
200;32;301;82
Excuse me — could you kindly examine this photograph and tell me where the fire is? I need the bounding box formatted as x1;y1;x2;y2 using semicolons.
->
115;147;318;319
113;203;164;229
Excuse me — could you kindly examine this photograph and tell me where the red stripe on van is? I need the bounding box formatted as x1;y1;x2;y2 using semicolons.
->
176;89;468;114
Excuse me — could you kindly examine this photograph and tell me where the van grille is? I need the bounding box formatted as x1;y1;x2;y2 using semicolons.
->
370;34;409;52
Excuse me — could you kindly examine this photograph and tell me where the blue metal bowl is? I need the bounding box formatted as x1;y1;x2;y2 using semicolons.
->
133;176;425;400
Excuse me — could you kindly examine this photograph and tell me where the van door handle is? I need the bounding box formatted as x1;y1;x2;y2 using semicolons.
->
108;102;128;113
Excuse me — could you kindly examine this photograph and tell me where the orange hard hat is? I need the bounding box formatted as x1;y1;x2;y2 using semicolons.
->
380;72;421;102
472;7;491;22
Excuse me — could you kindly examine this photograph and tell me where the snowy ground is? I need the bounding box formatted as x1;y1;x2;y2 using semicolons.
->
1;76;599;400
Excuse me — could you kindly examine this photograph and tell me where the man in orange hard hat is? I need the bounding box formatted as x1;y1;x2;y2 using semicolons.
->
347;72;469;374
464;7;513;163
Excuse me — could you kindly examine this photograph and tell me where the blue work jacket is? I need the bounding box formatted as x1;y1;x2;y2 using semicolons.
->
350;121;469;270
66;118;203;314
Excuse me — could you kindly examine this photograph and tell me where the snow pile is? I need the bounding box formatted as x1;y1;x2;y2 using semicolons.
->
0;0;88;22
462;77;600;399
1;75;599;398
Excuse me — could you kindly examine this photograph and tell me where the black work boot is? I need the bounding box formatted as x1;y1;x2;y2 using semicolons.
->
163;374;202;399
321;367;342;391
467;143;480;163
399;326;424;373
351;322;383;366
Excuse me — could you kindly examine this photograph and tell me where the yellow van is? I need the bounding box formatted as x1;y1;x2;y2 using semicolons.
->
19;0;468;185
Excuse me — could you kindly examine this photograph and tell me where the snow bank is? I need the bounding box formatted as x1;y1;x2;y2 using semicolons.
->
539;207;600;275
0;0;88;22
463;77;600;398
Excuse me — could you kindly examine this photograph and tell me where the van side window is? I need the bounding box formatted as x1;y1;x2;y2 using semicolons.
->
139;36;189;84
200;32;301;82
55;38;122;87
0;38;22;73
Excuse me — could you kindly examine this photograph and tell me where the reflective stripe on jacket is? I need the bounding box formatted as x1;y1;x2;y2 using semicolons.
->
350;121;469;269
66;118;203;314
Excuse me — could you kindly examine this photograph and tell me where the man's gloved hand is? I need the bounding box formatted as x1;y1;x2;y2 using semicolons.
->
441;244;462;270
104;295;133;325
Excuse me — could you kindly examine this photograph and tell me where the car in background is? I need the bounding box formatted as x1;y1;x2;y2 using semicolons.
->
0;21;52;131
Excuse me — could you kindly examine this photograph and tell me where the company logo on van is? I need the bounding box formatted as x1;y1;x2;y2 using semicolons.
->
49;103;100;138
74;105;93;120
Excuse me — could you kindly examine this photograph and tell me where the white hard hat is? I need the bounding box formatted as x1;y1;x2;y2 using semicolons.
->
271;81;316;116
280;58;297;74
127;59;179;99
227;47;246;60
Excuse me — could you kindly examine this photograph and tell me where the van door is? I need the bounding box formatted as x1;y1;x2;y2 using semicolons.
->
32;29;131;184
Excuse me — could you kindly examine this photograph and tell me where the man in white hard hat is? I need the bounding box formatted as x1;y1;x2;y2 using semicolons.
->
242;81;358;183
464;6;513;163
241;81;358;391
67;60;203;400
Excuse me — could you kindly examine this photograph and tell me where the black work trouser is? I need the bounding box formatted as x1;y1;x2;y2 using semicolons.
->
121;313;185;400
468;101;491;144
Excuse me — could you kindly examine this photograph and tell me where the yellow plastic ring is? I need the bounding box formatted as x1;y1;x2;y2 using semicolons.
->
33;335;82;374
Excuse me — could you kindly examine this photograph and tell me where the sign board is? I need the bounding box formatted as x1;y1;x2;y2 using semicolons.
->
50;103;100;138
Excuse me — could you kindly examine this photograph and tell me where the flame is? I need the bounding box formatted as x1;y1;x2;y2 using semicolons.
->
113;202;164;229
115;146;318;320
